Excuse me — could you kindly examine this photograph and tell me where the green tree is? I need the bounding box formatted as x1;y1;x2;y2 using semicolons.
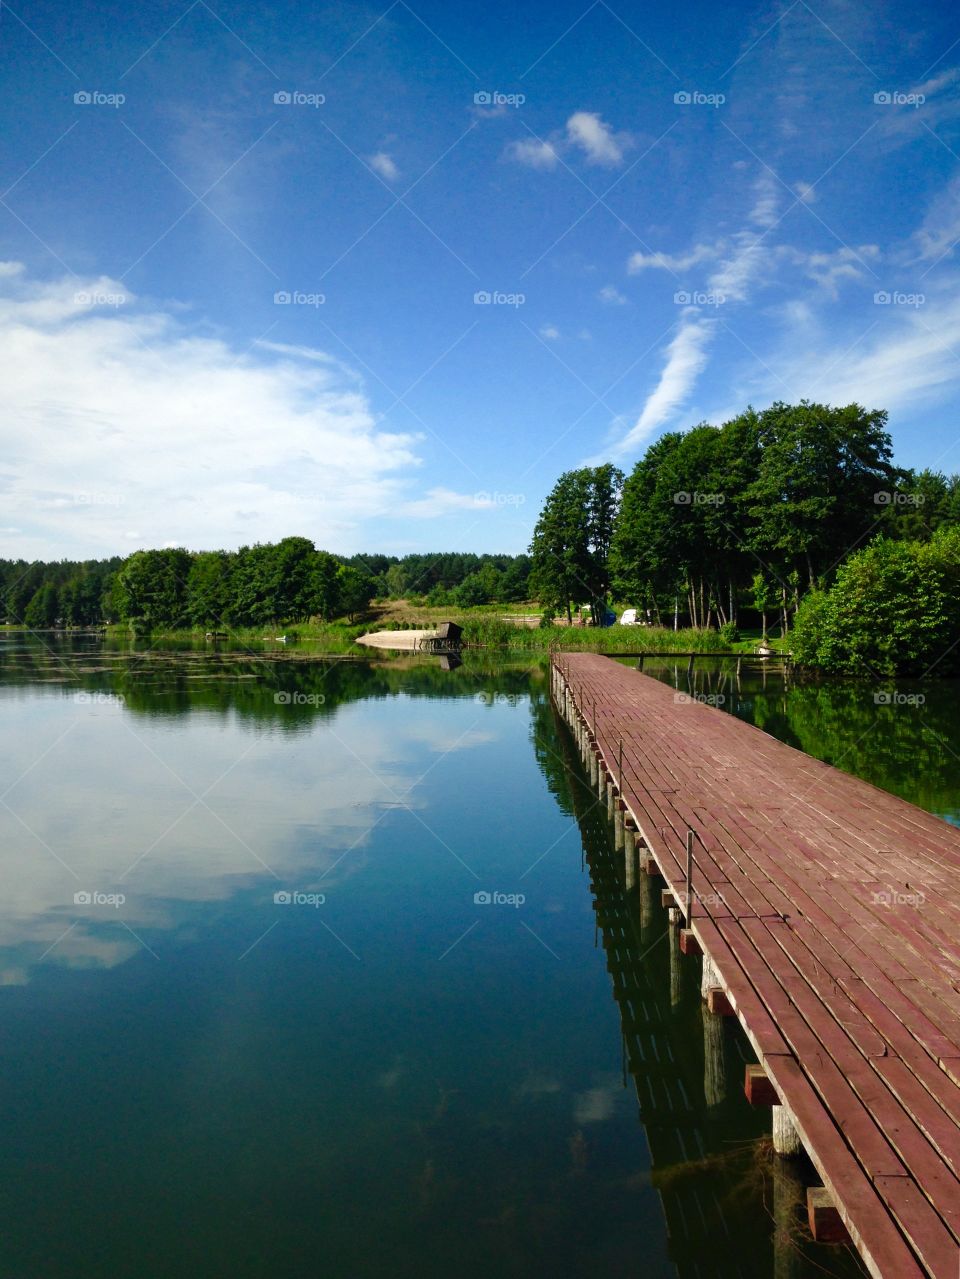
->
335;564;374;620
114;549;192;630
24;582;59;628
531;466;623;622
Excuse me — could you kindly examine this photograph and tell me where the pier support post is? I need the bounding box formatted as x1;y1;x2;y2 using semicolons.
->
614;808;624;851
669;911;682;1006
639;865;655;935
772;1105;803;1157
702;1002;726;1106
700;951;721;999
772;1159;804;1279
624;826;636;890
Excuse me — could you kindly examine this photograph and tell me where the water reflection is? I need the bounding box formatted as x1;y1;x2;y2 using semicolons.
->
622;656;960;824
0;638;544;977
549;707;868;1279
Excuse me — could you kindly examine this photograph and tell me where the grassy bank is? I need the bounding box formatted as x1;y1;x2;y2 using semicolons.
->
83;609;789;655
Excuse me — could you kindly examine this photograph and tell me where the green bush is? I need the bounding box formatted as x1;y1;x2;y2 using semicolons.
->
792;527;960;675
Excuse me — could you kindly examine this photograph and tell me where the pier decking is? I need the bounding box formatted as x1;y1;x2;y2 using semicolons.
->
551;652;960;1279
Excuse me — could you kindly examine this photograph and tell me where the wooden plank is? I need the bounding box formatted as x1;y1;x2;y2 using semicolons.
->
553;654;960;1279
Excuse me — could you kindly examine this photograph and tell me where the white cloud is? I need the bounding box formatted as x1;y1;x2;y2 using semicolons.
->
0;266;424;559
780;244;881;297
611;319;714;456
565;111;631;167
539;324;561;340
505;137;560;169
506;111;631;171
794;181;816;204
398;487;510;518
911;175;960;264
598;285;627;305
627;243;715;274
367;151;400;182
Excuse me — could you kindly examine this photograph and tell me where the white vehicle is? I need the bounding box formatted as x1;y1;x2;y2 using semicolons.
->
619;608;639;626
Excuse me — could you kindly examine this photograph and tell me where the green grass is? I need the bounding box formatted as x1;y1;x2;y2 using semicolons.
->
85;612;791;657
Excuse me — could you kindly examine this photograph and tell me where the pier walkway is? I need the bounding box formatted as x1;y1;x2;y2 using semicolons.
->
551;652;960;1279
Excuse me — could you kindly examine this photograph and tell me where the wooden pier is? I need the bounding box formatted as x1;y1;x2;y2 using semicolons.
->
551;652;960;1279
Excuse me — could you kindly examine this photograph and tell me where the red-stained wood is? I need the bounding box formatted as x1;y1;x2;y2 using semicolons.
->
553;653;960;1279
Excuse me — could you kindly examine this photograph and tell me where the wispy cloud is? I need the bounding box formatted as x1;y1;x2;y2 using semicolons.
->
367;152;400;182
611;318;714;457
627;244;715;273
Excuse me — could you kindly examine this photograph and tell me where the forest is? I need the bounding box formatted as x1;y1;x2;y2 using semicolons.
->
4;399;960;672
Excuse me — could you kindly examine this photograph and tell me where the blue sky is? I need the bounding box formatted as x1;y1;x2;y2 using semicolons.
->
3;0;960;559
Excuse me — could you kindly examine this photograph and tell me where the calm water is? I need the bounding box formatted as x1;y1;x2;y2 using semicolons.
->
630;656;960;825
1;636;935;1278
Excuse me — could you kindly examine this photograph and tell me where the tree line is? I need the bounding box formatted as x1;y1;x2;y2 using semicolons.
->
0;542;533;631
530;400;960;639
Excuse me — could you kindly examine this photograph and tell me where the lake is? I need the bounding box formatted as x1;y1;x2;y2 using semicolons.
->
3;634;946;1277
